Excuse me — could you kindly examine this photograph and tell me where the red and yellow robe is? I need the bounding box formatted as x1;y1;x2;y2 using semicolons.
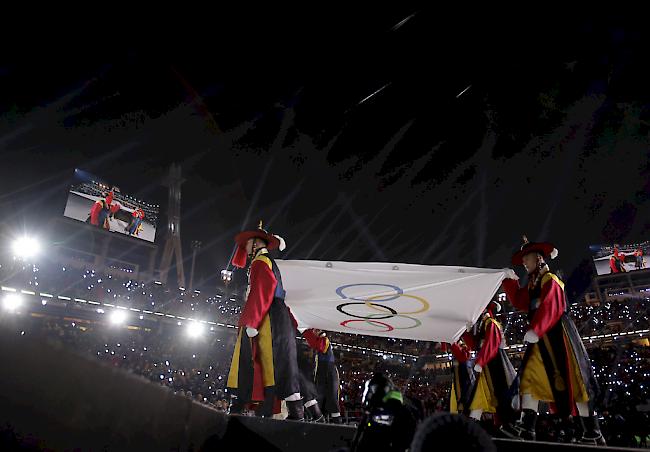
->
502;272;599;417
227;250;300;404
451;316;517;423
448;341;473;413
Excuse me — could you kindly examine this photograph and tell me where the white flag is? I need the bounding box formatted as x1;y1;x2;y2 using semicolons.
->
276;260;507;343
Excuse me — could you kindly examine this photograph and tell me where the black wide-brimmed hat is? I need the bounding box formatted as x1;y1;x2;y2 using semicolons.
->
231;221;286;268
511;235;558;266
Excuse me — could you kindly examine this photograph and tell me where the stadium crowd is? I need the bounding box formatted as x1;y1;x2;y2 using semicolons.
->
1;259;243;324
2;258;648;351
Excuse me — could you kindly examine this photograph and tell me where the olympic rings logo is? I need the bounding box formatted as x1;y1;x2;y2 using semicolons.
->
335;283;430;332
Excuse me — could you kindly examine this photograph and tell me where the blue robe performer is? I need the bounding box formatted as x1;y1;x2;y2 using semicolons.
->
294;339;325;421
227;221;304;420
287;310;326;422
126;209;143;235
501;236;604;445
446;339;474;415
302;328;342;423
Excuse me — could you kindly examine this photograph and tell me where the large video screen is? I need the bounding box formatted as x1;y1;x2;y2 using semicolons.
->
63;169;159;243
589;241;649;276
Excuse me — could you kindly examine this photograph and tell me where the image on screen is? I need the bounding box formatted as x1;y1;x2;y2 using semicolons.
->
589;241;649;276
63;169;159;243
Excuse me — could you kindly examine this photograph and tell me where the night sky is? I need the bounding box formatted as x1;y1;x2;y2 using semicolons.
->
1;9;649;298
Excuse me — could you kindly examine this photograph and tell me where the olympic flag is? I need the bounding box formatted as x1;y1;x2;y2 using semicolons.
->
276;260;508;343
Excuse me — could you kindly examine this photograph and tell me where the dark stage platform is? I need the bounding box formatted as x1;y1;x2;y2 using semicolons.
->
0;329;637;451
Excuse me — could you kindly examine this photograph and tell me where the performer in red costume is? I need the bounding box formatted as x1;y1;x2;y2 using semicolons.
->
302;328;342;423
610;244;626;272
618;251;627;271
109;201;121;217
227;222;304;420
294;341;325;422
286;310;327;422
449;302;517;432
125;208;144;236
635;247;644;270
447;338;474;415
88;191;113;229
501;236;604;445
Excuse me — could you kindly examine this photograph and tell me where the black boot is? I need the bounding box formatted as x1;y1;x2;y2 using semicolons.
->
305;402;325;422
499;422;524;440
579;416;607;446
286;399;305;421
499;409;537;441
519;409;538;441
229;397;245;415
256;388;275;417
330;415;343;424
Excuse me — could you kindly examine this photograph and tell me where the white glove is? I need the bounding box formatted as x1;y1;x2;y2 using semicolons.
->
474;363;482;373
466;321;474;332
523;329;539;344
503;268;519;281
246;327;259;338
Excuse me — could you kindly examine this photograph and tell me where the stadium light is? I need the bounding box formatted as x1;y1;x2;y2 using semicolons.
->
187;321;204;339
3;293;22;312
110;309;127;325
221;269;233;284
12;236;40;259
